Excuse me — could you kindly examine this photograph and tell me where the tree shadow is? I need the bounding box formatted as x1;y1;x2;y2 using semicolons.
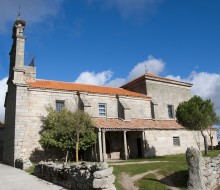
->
143;139;156;158
145;170;188;189
29;148;70;163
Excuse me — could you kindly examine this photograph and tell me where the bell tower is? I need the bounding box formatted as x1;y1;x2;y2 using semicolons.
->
9;14;26;82
3;14;36;166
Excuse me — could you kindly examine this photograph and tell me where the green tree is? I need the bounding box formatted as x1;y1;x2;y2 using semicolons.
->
39;106;97;162
176;96;219;155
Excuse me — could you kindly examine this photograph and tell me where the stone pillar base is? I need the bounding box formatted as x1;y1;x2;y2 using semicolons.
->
103;153;108;162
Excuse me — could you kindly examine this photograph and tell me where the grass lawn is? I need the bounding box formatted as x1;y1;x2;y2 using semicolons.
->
109;150;220;190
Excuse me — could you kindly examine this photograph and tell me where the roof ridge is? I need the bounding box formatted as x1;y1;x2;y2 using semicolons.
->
145;74;192;85
121;73;192;87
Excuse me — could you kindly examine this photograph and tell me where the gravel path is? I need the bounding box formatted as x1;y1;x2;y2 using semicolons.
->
119;170;158;190
110;160;169;166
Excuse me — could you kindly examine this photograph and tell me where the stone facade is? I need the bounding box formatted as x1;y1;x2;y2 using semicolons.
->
145;81;191;120
2;16;218;166
186;147;220;190
143;130;217;156
34;161;116;190
122;74;192;120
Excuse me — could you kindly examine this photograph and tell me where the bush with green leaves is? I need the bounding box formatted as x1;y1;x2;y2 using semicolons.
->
39;106;97;162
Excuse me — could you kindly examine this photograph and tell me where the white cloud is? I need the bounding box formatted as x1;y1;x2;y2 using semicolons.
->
188;72;220;99
75;70;113;86
0;0;63;32
106;78;127;87
166;72;220;118
0;77;7;122
74;55;165;87
127;55;165;81
187;72;220;118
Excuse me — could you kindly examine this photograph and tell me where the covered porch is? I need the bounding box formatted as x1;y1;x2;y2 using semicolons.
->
98;129;153;162
93;117;184;162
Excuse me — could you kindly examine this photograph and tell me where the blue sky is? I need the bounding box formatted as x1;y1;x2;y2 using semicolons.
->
0;0;220;123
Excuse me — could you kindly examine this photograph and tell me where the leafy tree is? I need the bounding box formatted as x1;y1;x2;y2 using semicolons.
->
39;106;97;162
176;96;219;155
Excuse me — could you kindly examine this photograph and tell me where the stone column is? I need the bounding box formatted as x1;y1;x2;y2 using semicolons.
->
98;129;103;162
102;130;107;161
123;131;128;160
142;131;146;157
186;148;205;190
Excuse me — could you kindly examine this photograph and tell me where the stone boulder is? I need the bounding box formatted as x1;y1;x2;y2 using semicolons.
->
186;147;205;190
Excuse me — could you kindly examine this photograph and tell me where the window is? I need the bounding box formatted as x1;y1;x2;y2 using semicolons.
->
99;103;106;116
167;105;174;119
56;100;64;112
173;137;180;146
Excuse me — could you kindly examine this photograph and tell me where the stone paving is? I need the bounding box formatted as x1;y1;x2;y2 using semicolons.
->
0;163;66;190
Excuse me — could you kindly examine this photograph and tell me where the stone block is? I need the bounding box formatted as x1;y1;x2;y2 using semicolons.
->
96;162;108;170
93;175;115;189
93;167;113;179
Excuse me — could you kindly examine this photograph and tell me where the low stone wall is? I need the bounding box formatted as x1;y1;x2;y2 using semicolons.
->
186;147;220;190
203;156;220;189
34;161;116;190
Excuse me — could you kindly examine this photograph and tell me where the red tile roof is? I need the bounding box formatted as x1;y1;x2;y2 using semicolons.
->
27;80;150;99
93;118;184;130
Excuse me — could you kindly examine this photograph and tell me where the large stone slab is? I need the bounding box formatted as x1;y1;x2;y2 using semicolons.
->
186;148;205;190
93;175;115;189
93;167;113;179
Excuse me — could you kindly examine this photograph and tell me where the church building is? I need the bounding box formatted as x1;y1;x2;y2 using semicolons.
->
3;16;218;166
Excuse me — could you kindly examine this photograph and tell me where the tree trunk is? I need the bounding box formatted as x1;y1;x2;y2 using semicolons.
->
76;133;79;162
201;130;208;155
211;136;213;151
65;150;69;164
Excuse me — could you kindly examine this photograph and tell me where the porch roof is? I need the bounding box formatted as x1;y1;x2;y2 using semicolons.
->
93;118;185;130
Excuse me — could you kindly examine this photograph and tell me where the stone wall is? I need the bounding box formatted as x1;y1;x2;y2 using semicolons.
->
186;147;220;190
121;75;192;120
3;83;17;165
144;130;218;157
34;161;116;190
203;156;220;189
146;80;192;120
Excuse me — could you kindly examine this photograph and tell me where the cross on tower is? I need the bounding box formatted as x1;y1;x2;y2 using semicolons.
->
17;6;21;18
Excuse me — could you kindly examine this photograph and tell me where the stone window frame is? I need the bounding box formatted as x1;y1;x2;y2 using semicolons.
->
56;100;65;112
173;136;180;146
98;103;107;117
167;104;175;119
